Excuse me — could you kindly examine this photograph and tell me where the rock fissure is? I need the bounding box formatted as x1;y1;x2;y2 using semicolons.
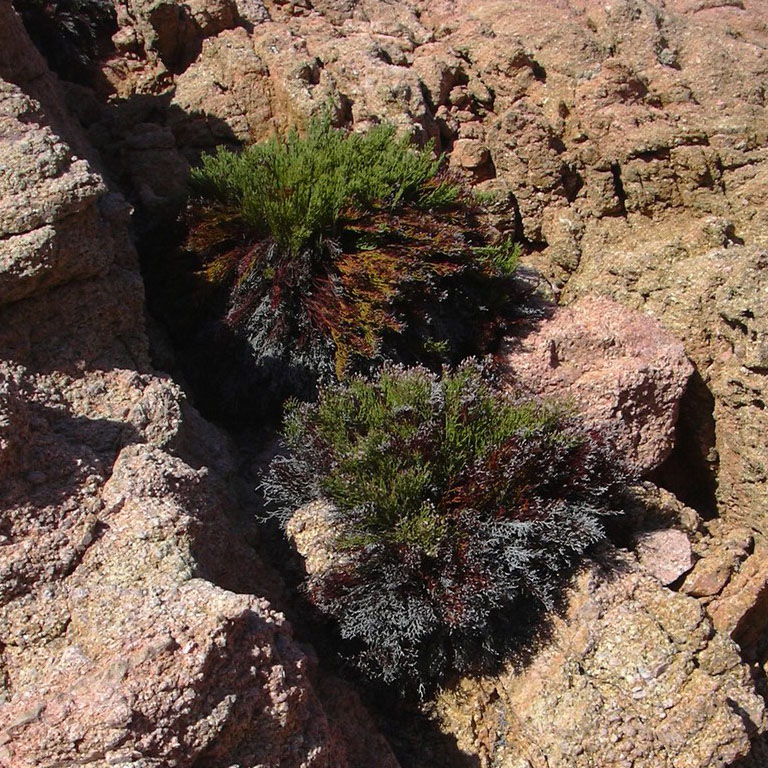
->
3;0;768;765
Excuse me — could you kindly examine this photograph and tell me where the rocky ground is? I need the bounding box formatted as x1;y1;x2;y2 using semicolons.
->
2;0;768;765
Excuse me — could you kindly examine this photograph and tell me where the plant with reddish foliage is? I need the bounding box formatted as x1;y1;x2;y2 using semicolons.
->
263;361;631;689
173;119;521;422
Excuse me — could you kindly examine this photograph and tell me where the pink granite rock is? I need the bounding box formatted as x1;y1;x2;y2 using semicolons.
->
634;529;695;586
0;6;397;765
499;296;693;474
709;548;768;653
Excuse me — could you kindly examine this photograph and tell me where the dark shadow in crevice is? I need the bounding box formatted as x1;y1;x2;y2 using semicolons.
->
561;163;584;202
648;368;718;518
12;0;118;86
610;162;628;216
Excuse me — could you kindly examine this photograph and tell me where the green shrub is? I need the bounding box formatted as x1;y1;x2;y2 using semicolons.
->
263;361;630;689
173;119;521;422
190;120;459;258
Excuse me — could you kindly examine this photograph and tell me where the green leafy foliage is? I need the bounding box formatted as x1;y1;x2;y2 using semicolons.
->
190;120;458;258
473;238;521;276
263;361;631;688
170;119;522;422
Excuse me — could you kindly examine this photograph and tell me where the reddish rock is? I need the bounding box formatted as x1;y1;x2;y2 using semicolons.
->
709;548;768;652
499;296;693;474
450;138;491;171
435;548;766;768
634;529;695;586
682;554;735;599
0;7;398;766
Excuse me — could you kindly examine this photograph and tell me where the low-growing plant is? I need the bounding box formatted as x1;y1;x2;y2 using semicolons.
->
191;119;459;258
263;360;630;689
168;118;521;422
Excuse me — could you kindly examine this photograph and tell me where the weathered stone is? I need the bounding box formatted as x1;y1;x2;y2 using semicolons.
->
0;5;396;765
709;548;768;653
185;0;238;37
6;0;768;762
499;296;693;474
567;245;768;529
623;482;702;534
434;550;766;768
286;501;345;576
126;0;203;71
634;529;694;586
450;137;491;171
683;553;735;599
172;27;272;144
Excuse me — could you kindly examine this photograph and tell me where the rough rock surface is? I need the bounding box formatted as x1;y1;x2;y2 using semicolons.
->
567;245;768;529
499;295;693;474
434;550;767;768
0;4;397;766
633;528;694;586
287;493;766;767
6;0;768;763
709;546;768;655
84;0;768;530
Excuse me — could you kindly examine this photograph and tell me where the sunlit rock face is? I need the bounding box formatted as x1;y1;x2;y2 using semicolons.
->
0;5;398;766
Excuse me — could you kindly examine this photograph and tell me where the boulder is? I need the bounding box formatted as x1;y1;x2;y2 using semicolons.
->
499;295;693;474
434;550;767;768
633;529;694;586
567;245;768;529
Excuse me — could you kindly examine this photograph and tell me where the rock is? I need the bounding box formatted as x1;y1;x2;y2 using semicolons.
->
234;0;270;26
622;482;702;534
634;529;694;586
680;518;753;600
410;43;465;109
0;6;396;765
567;245;768;529
709;548;768;653
449;137;491;172
434;549;766;768
8;0;768;761
0;367;28;486
683;554;735;599
135;0;204;71
172;27;272;144
314;674;401;768
0;444;331;768
185;0;238;37
286;501;346;577
499;295;693;474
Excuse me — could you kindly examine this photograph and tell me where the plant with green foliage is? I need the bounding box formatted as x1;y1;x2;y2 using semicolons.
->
167;119;520;422
191;120;460;258
263;361;630;689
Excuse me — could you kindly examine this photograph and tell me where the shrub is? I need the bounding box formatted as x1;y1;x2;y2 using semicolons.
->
190;119;460;258
263;360;630;689
172;119;520;421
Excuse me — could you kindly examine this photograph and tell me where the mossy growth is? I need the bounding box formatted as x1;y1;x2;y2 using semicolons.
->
263;360;631;690
169;118;521;422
